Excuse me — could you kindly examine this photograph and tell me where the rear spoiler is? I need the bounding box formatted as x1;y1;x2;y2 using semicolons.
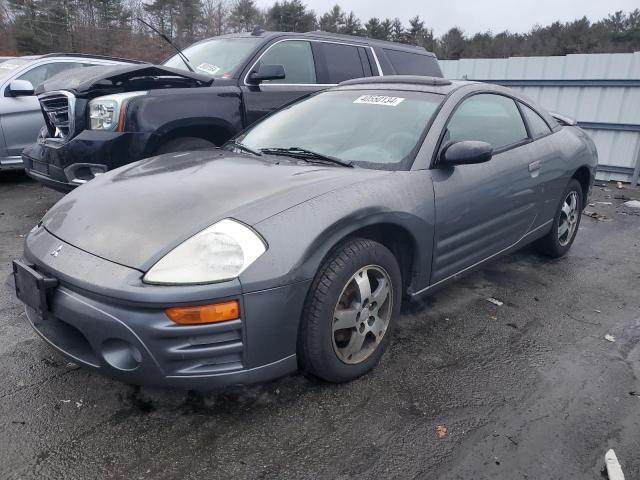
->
550;112;577;126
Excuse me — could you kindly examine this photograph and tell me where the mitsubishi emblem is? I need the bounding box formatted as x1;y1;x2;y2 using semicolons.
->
50;245;62;257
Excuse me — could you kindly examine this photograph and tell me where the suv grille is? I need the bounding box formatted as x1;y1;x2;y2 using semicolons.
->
40;91;75;140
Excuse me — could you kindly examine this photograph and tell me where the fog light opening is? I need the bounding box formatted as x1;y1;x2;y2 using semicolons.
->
101;338;142;371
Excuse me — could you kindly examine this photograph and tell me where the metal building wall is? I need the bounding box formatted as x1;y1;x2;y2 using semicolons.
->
440;53;640;185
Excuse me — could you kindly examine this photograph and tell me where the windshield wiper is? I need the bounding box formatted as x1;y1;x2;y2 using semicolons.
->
137;17;195;73
226;140;262;156
260;147;353;168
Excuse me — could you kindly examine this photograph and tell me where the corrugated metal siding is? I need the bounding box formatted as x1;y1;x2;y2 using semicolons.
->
441;53;640;184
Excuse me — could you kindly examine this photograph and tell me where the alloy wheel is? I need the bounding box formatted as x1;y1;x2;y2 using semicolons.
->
558;191;579;247
332;265;393;365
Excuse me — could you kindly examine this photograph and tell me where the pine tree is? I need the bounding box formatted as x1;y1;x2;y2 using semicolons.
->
318;4;343;33
341;11;361;35
228;0;261;33
266;0;315;32
7;0;46;53
437;27;465;59
144;0;180;38
365;17;386;40
176;0;203;45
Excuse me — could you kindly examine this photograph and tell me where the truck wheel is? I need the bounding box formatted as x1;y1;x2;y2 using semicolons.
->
298;238;402;383
155;137;215;155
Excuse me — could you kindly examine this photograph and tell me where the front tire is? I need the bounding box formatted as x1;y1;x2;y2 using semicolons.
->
298;238;402;383
535;178;583;257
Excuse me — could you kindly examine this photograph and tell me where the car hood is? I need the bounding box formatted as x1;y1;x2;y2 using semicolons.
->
36;64;214;98
41;150;388;271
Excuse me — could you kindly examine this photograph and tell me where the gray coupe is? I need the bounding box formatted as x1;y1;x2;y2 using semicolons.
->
12;76;597;388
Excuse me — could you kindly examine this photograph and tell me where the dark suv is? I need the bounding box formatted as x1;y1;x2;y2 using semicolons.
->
23;30;442;192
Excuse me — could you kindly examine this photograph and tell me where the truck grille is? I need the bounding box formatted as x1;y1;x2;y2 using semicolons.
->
39;91;75;140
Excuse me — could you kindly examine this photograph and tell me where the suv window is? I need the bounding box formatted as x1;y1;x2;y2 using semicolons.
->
446;94;528;150
384;49;440;76
321;43;365;83
260;40;316;84
520;102;552;139
17;62;83;88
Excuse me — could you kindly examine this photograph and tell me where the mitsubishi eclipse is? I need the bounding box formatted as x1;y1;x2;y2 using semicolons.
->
12;76;597;388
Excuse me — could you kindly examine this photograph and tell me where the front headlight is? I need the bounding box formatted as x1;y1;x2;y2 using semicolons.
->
143;219;267;285
88;91;147;131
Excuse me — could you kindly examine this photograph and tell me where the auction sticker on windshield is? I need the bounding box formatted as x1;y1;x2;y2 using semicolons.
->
196;63;221;75
353;95;405;106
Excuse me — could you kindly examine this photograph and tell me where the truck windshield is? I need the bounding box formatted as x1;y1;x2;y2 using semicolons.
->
236;89;444;171
0;58;32;80
163;37;261;79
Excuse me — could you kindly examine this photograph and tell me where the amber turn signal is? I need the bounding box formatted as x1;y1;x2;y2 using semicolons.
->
165;300;240;325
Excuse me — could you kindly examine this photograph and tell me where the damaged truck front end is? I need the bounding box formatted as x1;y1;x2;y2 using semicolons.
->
23;64;237;192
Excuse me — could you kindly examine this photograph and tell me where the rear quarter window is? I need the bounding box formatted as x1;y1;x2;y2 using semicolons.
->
383;49;441;76
520;102;552;139
320;43;366;83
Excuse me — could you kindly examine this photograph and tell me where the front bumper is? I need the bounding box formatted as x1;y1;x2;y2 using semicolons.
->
22;130;154;193
0;156;24;171
19;227;310;389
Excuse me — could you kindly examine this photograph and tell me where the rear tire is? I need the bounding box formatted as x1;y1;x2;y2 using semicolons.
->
535;178;583;257
298;238;402;383
155;137;215;155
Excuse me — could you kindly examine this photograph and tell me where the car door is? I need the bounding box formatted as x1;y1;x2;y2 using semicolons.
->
240;39;373;127
0;61;87;157
518;101;564;225
430;93;539;285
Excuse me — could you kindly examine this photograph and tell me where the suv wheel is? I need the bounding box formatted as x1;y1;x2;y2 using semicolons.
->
299;238;402;383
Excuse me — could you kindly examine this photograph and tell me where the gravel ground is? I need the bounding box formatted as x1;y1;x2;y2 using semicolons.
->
1;171;639;480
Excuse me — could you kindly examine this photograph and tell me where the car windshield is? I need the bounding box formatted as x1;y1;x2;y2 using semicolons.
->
0;58;32;81
163;37;261;78
236;89;444;170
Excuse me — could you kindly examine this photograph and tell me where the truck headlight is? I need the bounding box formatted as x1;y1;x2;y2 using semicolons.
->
88;91;147;131
143;219;267;285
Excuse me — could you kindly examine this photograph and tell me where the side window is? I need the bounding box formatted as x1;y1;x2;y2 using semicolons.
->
520;102;552;139
259;40;316;84
17;62;83;88
384;49;440;76
446;94;528;150
321;43;365;83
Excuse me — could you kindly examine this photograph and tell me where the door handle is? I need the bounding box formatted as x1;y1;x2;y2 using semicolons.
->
528;160;541;172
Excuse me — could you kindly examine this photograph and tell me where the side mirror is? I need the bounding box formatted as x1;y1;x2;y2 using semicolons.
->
247;64;286;84
440;140;493;166
8;79;35;97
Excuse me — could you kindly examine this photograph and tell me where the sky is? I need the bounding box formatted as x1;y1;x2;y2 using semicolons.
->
255;0;639;36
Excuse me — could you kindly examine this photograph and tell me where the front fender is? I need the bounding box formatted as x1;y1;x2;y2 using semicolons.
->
124;86;244;154
240;170;435;295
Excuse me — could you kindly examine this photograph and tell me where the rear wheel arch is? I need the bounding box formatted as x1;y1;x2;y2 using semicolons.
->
572;166;592;205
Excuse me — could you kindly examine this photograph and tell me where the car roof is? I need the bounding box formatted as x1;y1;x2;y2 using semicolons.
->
198;30;437;57
334;75;473;95
332;76;553;121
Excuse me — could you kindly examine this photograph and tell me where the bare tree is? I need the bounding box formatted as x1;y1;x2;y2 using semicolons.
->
203;0;227;36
